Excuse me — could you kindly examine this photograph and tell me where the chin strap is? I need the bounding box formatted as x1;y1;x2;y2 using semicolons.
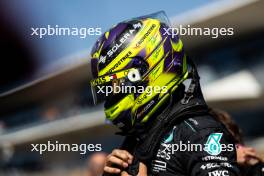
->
181;56;200;105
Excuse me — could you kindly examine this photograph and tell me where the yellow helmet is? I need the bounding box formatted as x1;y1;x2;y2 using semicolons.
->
90;11;188;131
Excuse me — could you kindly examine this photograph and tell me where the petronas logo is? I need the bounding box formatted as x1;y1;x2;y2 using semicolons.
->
204;133;223;156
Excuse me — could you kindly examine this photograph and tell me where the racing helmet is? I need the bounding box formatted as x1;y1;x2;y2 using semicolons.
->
90;11;188;132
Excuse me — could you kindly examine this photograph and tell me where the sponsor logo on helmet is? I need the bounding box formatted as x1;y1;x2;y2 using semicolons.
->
133;22;142;29
106;29;136;58
91;77;106;86
109;74;117;80
101;22;141;64
99;55;106;64
135;23;156;48
108;51;132;73
136;100;155;118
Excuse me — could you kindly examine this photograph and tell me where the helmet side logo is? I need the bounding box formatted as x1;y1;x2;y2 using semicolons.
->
99;55;106;64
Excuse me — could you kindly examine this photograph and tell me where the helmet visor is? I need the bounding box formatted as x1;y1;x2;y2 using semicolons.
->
129;10;170;27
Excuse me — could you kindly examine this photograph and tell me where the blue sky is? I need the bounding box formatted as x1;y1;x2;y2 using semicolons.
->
1;0;213;72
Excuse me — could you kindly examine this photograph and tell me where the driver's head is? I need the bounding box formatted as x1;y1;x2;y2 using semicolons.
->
90;11;188;132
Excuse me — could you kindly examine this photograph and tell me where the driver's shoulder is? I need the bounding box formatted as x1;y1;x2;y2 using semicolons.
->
173;114;225;141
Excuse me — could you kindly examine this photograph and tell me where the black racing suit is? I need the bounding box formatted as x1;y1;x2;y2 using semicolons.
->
146;114;240;176
104;63;240;176
120;86;240;175
240;162;264;176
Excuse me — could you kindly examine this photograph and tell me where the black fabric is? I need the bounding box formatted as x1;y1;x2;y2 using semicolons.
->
147;114;240;176
241;162;264;176
103;59;240;175
119;109;241;175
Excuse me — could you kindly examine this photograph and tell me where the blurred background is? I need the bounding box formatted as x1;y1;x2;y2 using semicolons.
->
0;0;263;175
